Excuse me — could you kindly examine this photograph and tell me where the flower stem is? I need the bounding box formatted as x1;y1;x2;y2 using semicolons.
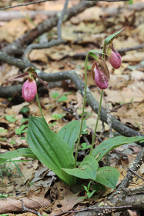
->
91;89;103;152
36;93;44;117
74;54;89;166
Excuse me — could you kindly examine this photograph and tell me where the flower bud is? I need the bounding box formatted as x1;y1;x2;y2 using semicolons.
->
22;79;37;102
92;62;108;89
109;49;121;69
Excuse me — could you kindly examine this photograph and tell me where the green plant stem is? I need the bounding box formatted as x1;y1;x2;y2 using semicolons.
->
36;93;43;117
91;90;103;152
75;54;88;167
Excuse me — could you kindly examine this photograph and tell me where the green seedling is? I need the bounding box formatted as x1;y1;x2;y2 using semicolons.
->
83;182;96;199
80;142;91;150
0;193;8;198
15;124;27;135
4;115;17;123
19;106;30;115
52;113;64;120
51;91;60;99
57;95;68;102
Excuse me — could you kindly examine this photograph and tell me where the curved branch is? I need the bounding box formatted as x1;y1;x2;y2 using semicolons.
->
0;68;143;138
2;1;97;55
0;51;143;137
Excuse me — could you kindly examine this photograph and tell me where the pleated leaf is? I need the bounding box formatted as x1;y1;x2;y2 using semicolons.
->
27;116;75;185
63;155;98;180
58;120;81;151
0;148;35;164
91;136;144;162
95;166;120;189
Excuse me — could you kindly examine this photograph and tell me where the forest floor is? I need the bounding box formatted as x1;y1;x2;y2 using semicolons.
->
0;0;144;215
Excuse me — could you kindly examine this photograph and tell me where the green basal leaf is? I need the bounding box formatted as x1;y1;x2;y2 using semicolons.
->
95;166;120;189
0;148;36;164
91;136;144;162
58;120;81;151
27;116;76;185
104;29;124;45
63;155;98;181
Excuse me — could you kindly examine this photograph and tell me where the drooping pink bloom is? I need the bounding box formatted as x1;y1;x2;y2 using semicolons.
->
109;49;121;69
92;62;108;89
22;79;37;102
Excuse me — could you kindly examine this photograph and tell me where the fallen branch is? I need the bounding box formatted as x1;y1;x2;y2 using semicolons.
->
0;0;55;10
0;10;57;21
0;196;50;214
2;0;97;55
67;43;144;60
116;147;144;191
0;61;143;139
23;0;69;63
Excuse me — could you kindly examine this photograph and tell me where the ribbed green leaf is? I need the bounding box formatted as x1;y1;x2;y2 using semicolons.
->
0;148;35;164
58;120;81;151
95;166;120;189
0;148;35;160
63;155;98;180
27;116;75;185
91;136;144;162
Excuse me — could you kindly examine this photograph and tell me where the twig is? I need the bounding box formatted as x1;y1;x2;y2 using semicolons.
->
2;0;97;55
115;147;144;191
128;168;144;181
23;0;69;63
56;205;132;216
68;43;144;60
0;51;30;69
119;43;144;54
0;0;54;10
122;185;144;195
0;51;143;138
57;0;69;39
20;200;42;216
23;39;65;64
0;10;57;21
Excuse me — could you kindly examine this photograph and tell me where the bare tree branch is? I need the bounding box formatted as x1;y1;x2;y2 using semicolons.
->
57;0;69;39
68;43;144;60
23;39;65;64
0;10;57;21
116;147;144;191
23;0;69;64
0;50;143;137
0;0;54;10
2;1;98;55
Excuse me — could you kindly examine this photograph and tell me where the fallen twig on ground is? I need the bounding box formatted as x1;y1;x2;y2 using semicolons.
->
2;1;97;55
0;49;143;138
0;10;57;21
23;0;69;64
66;43;144;60
0;0;55;10
116;147;144;191
0;196;50;214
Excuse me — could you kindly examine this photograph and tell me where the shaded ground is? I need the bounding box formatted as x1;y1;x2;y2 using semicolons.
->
0;0;144;215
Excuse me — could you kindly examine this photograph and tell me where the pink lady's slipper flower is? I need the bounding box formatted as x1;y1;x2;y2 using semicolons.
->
22;79;37;102
92;61;109;89
109;49;121;69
